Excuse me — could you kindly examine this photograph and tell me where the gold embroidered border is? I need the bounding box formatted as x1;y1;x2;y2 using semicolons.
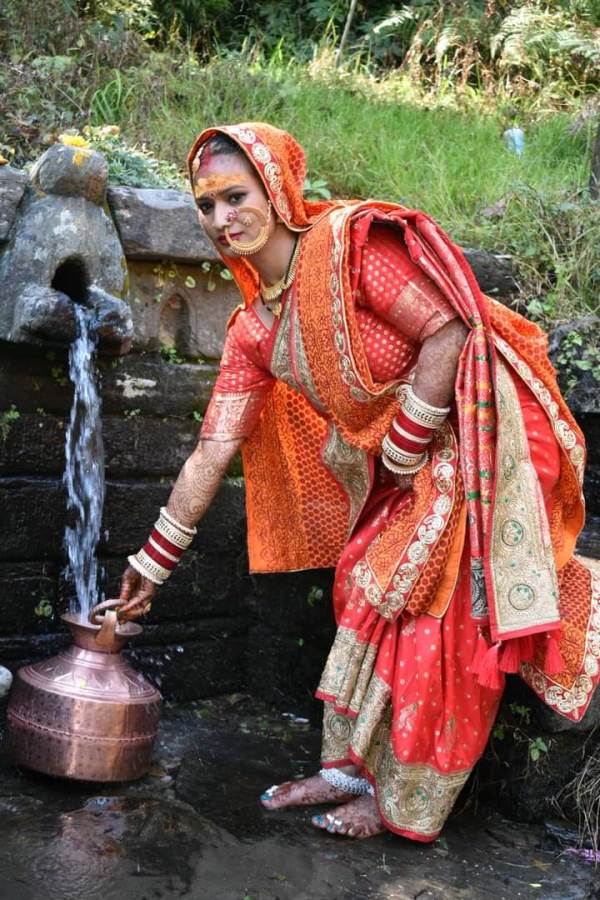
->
367;717;471;838
490;359;560;635
349;672;392;759
322;422;371;539
521;573;600;720
321;702;355;764
269;286;299;391
225;125;292;221
494;335;586;487
200;389;268;440
291;294;327;414
317;625;378;714
348;674;471;837
350;423;458;620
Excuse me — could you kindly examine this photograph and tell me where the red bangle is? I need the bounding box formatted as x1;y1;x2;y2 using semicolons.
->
387;407;436;455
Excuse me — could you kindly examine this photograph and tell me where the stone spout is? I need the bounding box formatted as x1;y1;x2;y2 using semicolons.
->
10;283;133;354
0;143;132;355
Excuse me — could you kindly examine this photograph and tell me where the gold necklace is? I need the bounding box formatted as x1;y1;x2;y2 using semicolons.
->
260;237;301;317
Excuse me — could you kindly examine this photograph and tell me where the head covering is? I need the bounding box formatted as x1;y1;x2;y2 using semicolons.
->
187;122;334;231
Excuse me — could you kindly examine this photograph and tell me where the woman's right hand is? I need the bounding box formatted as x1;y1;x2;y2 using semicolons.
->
118;565;157;621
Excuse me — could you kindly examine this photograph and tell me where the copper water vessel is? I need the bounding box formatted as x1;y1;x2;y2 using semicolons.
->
7;601;161;781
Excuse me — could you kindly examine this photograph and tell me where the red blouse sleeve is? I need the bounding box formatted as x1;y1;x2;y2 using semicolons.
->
200;311;274;442
358;224;458;342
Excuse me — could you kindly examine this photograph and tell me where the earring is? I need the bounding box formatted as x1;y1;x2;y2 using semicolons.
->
224;202;272;255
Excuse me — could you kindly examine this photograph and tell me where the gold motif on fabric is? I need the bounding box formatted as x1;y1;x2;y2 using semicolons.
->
321;702;354;763
349;673;392;760
329;208;379;403
490;360;560;635
322;422;371;538
201;390;267;440
494;335;585;486
291;294;327;413
521;574;600;719
317;626;378;714
350;676;470;837
225;125;292;221
351;423;459;621
269;287;300;392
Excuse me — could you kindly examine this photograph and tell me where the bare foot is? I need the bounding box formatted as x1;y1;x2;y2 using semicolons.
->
260;773;357;810
311;794;385;839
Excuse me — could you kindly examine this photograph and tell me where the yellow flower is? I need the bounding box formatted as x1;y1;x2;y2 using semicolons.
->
58;133;90;149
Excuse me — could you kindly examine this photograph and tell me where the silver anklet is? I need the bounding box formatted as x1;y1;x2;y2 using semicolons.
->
319;767;374;796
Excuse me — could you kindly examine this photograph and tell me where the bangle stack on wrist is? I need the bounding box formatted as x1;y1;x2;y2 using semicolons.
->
128;507;197;585
381;385;450;477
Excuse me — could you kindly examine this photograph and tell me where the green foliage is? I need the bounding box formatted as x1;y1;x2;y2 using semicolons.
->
34;598;54;618
306;585;324;607
303;176;332;200
554;327;600;394
160;344;185;364
90;71;134;125
0;405;21;442
492;702;552;765
82;125;185;188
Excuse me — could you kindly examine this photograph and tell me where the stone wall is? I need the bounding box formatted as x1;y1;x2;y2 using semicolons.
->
0;147;598;728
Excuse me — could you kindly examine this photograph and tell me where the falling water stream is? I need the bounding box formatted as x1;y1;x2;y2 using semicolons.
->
63;305;105;619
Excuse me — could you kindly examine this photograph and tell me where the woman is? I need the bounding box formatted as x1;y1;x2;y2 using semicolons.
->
120;122;599;842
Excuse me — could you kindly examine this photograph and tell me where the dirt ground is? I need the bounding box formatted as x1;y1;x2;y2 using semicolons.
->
0;696;598;900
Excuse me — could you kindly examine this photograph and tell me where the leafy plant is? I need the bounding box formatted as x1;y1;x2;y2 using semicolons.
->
303;176;332;200
0;404;20;441
492;702;552;765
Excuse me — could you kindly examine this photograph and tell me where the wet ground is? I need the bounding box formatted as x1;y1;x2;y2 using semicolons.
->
0;696;598;900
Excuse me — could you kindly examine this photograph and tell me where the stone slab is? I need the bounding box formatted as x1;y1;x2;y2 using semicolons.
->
577;516;600;559
0;477;66;560
107;186;219;263
0;345;218;418
100;477;246;556
583;464;600;515
0;476;245;561
462;247;518;298
0;413;67;476
99;553;250;622
126;259;240;359
0;165;28;242
245;569;336;708
99;354;218;417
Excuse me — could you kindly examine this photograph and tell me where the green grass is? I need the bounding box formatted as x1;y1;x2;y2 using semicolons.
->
122;55;594;236
2;44;598;322
109;53;598;322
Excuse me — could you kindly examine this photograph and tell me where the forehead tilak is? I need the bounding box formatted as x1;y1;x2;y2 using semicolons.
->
192;173;249;200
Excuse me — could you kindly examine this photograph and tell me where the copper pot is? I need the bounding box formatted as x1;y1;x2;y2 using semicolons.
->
6;601;161;782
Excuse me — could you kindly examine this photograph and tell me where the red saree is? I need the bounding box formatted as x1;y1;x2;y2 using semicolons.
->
190;123;600;841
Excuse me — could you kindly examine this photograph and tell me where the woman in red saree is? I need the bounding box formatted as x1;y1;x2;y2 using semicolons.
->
120;122;599;841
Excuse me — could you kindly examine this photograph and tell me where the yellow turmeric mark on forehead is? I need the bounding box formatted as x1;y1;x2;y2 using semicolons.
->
193;173;248;200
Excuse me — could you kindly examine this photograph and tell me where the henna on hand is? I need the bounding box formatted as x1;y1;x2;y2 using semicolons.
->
411;318;468;408
118;437;241;615
167;437;242;529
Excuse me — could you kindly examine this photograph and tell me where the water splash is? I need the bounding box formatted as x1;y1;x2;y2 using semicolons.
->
64;306;105;618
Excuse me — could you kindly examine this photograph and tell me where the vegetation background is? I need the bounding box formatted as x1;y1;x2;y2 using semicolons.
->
1;0;599;348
